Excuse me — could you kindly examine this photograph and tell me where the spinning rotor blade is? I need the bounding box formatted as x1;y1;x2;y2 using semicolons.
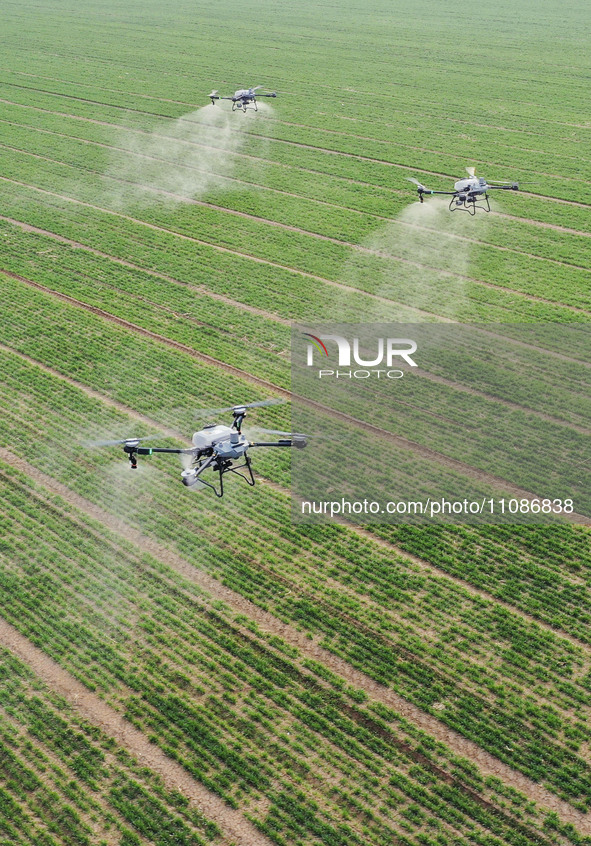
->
465;166;476;178
194;398;285;419
252;85;264;91
209;90;218;97
406;177;426;188
84;435;160;448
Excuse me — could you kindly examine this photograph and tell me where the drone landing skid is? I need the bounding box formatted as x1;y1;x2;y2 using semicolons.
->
189;454;256;498
449;193;491;214
233;100;257;112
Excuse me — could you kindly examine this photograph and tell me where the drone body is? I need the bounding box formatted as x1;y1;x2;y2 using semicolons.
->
93;401;305;498
407;167;520;214
209;85;277;112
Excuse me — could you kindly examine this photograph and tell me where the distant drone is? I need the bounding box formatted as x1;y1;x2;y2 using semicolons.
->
407;167;519;214
90;400;306;498
208;86;277;112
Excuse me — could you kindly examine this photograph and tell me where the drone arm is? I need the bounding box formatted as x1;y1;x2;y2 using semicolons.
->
135;446;194;455
487;183;519;191
257;92;277;98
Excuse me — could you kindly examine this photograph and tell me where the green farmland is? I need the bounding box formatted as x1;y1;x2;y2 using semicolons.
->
0;0;590;844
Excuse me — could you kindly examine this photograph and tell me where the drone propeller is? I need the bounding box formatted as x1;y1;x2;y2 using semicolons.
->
209;90;218;97
406;176;430;202
84;435;160;448
194;398;285;420
406;177;426;189
465;166;476;178
251;85;264;91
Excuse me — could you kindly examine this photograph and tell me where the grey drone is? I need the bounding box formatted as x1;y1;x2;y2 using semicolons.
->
407;167;520;214
208;85;277;112
92;400;306;498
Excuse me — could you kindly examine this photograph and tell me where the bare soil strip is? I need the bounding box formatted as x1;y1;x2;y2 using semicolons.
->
3;340;588;654
0;447;589;834
3;267;588;523
0;613;272;846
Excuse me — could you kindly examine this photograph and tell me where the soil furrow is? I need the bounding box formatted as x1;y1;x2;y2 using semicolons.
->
0;613;271;846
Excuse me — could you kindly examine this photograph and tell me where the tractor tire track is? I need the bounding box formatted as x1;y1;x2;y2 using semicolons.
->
2;267;588;523
0;614;271;846
1;447;589;835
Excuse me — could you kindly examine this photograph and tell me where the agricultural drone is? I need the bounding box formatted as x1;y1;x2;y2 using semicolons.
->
208;85;277;112
407;167;520;214
90;400;306;498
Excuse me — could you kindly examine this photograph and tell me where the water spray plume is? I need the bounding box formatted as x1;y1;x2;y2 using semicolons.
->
104;103;275;208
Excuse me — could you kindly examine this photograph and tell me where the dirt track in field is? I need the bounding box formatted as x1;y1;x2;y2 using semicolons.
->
1;446;590;834
2;338;589;654
0;614;271;846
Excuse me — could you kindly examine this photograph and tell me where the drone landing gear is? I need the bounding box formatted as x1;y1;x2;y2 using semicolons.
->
188;454;255;497
449;194;491;214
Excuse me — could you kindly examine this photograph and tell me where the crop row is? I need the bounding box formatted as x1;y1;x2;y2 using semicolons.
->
0;461;581;846
0;648;219;846
1;337;591;809
2;138;590;312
